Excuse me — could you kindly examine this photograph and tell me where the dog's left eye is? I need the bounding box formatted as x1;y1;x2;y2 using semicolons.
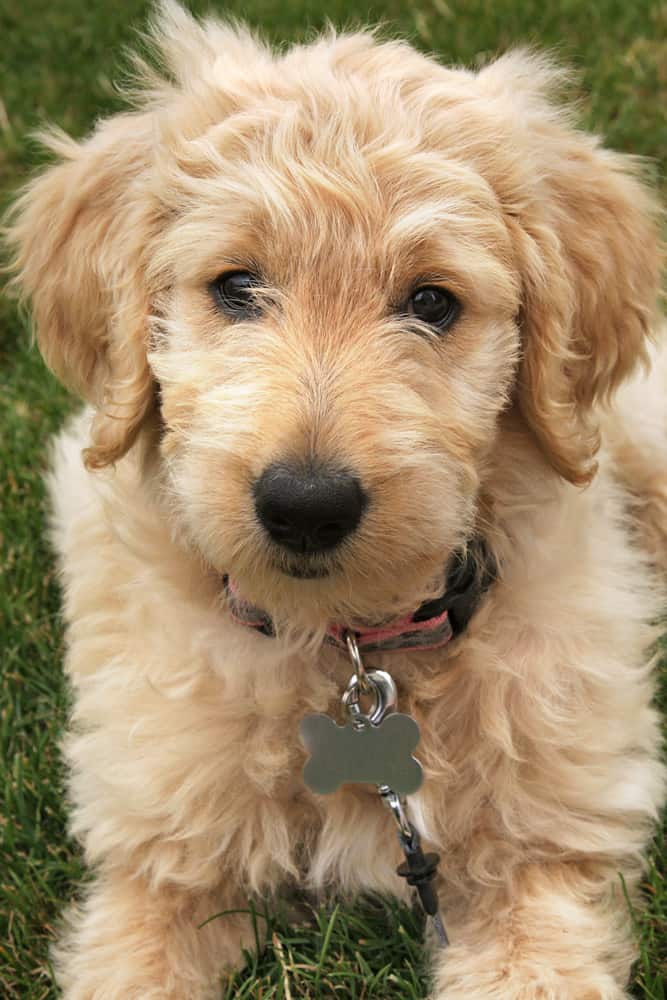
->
211;271;261;319
406;285;460;332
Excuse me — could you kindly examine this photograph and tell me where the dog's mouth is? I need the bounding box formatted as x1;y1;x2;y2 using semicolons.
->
282;564;331;579
276;557;335;580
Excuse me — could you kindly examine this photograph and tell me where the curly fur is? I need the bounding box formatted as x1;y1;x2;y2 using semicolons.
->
5;2;666;997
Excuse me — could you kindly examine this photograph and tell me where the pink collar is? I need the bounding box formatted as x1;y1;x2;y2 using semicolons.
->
223;539;495;654
324;609;452;653
225;583;453;652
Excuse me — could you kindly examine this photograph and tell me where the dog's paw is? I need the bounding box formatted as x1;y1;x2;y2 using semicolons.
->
61;983;181;1000
431;941;629;1000
60;976;216;1000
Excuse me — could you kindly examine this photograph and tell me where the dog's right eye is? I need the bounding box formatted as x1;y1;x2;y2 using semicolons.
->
406;285;460;333
211;271;261;319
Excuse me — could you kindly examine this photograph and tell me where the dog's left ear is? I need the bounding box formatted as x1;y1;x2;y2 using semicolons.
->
479;53;663;486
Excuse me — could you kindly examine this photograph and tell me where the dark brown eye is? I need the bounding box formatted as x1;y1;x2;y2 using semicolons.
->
212;270;261;319
407;285;460;332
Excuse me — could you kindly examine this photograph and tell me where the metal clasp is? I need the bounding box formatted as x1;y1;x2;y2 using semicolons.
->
378;785;413;841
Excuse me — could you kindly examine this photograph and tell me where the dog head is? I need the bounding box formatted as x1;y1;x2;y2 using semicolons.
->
8;1;661;627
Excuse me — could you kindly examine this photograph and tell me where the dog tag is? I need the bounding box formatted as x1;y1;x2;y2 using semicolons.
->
300;711;423;796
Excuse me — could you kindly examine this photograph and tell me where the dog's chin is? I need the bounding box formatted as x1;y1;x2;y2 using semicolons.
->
225;539;454;630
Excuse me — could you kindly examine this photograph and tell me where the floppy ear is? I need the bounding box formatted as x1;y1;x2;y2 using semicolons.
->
6;0;269;470
480;53;663;486
7;113;159;469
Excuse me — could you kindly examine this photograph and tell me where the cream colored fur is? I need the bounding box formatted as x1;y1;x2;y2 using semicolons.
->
6;2;666;997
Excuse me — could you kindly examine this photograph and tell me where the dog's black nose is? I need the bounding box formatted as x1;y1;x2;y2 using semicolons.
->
253;463;367;554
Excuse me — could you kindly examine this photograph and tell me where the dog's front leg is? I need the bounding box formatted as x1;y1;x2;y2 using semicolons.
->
53;869;255;1000
430;862;634;1000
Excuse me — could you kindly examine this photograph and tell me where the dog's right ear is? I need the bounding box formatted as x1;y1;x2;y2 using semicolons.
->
6;113;159;468
6;1;270;469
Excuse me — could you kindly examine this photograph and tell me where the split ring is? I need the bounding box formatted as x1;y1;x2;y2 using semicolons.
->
342;669;398;727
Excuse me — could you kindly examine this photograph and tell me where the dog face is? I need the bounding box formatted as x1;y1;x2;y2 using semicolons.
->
8;3;660;626
148;86;522;623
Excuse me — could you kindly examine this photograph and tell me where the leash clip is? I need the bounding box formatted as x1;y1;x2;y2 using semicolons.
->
341;633;449;949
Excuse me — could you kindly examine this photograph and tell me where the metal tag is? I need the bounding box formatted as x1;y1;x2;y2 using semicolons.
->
300;711;423;796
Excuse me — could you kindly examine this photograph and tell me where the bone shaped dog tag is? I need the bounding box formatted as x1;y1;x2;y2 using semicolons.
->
300;712;424;796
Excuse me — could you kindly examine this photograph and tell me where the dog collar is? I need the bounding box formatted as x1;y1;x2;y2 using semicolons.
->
224;537;495;653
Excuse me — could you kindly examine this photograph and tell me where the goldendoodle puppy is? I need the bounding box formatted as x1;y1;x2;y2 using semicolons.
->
7;1;666;997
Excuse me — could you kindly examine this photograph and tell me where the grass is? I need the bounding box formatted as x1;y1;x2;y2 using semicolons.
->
0;0;666;996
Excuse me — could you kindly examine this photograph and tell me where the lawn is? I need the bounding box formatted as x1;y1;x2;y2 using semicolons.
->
1;0;665;997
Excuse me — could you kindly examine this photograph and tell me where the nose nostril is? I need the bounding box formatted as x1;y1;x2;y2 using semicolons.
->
316;521;346;540
267;514;290;530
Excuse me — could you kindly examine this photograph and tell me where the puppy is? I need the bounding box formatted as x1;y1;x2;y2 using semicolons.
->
7;1;666;997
